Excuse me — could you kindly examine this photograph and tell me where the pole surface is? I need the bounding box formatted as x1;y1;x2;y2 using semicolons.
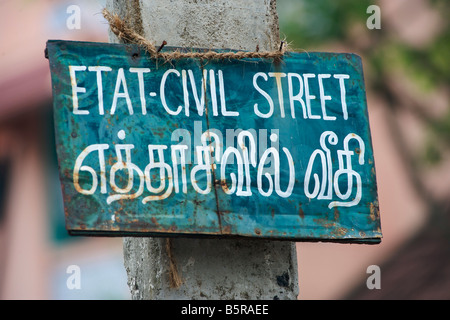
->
106;0;299;300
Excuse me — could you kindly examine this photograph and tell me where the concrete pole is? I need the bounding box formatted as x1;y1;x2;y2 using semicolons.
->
106;0;299;300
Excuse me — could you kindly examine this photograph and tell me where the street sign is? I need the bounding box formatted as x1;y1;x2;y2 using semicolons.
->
47;40;382;243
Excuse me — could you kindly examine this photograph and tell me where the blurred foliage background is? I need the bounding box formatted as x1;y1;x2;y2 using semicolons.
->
279;0;450;215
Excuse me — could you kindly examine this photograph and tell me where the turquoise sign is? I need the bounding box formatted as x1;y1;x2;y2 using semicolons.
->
47;40;382;243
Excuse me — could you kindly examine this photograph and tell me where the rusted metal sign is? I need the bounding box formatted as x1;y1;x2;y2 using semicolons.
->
46;40;382;243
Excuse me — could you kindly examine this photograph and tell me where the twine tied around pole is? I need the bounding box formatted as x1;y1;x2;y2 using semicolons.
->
102;8;287;61
165;238;183;288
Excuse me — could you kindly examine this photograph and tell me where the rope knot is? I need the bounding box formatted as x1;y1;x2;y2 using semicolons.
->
102;8;286;61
